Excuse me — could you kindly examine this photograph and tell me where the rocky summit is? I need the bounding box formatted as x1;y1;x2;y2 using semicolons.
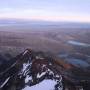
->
0;49;90;90
0;49;63;90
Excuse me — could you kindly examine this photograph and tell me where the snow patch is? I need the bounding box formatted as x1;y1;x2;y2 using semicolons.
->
0;77;10;88
42;65;46;68
20;61;32;76
22;62;29;73
25;75;32;83
47;69;54;75
37;72;46;78
23;50;28;56
22;80;58;90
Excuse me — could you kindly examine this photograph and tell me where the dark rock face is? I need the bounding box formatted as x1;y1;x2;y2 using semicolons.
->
0;49;90;90
0;49;63;90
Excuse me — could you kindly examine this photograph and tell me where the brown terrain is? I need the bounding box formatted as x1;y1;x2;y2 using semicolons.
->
0;24;90;90
0;26;90;56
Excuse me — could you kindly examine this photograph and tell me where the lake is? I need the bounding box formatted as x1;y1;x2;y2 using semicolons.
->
68;40;90;47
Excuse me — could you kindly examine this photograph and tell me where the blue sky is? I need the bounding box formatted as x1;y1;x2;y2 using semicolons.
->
0;0;90;22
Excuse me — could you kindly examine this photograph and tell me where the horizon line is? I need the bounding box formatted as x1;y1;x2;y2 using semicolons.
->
0;17;90;24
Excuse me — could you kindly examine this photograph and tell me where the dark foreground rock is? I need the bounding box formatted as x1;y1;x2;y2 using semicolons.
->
0;49;90;90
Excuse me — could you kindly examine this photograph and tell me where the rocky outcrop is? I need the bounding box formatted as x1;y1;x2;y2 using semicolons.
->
0;49;90;90
0;49;63;90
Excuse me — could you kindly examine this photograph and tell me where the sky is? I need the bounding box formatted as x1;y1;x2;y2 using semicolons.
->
0;0;90;22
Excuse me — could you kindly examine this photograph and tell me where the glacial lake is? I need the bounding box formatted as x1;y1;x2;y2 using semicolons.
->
65;58;90;68
68;40;90;47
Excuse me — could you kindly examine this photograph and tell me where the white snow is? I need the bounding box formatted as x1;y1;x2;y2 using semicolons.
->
42;65;46;68
47;69;54;75
20;61;32;76
56;75;60;78
23;61;30;72
22;63;29;72
25;75;32;83
37;72;46;78
0;77;10;88
23;50;28;56
22;80;58;90
37;68;54;78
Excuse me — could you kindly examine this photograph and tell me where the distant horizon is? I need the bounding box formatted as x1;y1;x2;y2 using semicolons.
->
0;18;90;24
0;16;90;23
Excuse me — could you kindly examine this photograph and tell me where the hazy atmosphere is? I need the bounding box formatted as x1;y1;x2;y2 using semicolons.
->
0;0;90;22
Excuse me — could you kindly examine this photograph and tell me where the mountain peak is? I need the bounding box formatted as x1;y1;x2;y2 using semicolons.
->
0;49;90;90
0;49;63;90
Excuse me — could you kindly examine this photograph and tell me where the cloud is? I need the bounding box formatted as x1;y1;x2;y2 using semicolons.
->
0;0;90;22
0;8;90;23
